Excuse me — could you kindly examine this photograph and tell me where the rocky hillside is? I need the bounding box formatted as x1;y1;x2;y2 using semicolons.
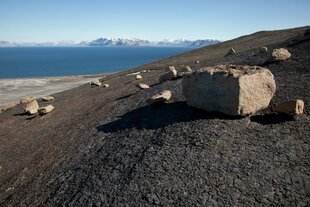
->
0;26;309;206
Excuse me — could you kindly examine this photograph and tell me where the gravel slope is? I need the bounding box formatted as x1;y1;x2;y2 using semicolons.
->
0;27;309;206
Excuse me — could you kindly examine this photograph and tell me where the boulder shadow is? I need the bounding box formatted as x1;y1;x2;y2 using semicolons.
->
96;101;241;133
250;113;294;125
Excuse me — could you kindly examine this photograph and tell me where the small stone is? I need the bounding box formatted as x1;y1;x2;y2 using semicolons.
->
276;99;304;115
20;96;36;104
23;100;39;115
38;105;54;115
260;47;268;53
90;80;102;86
136;83;150;89
103;83;110;88
1;103;17;112
141;70;147;73
195;60;200;64
272;48;291;61
136;74;142;80
159;66;177;82
42;96;54;101
229;48;236;54
147;90;172;104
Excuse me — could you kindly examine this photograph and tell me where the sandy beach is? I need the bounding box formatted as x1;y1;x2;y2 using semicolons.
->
0;74;106;107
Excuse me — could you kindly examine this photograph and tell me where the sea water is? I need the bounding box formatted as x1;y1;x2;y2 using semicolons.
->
0;47;191;78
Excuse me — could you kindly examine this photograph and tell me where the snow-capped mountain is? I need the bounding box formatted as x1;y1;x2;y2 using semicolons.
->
89;38;220;48
0;38;220;48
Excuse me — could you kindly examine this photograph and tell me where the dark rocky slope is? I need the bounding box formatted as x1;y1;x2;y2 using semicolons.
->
0;26;309;206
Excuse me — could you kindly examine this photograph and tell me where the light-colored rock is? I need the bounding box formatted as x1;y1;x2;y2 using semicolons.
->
136;74;143;80
177;66;192;77
20;96;36;104
276;99;304;115
42;96;55;101
141;70;147;73
260;47;268;53
90;80;102;86
272;48;291;61
147;90;172;104
195;60;200;64
182;65;276;116
38;105;54;115
229;48;236;54
1;103;17;112
159;66;177;82
102;83;110;88
23;100;39;115
136;83;150;89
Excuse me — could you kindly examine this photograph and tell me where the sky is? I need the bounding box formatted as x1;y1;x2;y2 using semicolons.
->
0;0;310;42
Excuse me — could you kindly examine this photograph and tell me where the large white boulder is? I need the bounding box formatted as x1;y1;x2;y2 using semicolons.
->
272;48;291;61
182;65;276;116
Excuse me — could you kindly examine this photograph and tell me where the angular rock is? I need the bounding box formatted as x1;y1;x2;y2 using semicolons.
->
229;48;236;54
159;66;177;82
276;99;304;115
260;47;268;53
136;74;143;80
23;100;39;115
38;105;54;115
1;103;17;112
42;96;55;101
147;90;171;105
136;83;150;89
20;96;36;104
90;80;102;86
272;48;291;61
182;65;276;116
103;83;110;88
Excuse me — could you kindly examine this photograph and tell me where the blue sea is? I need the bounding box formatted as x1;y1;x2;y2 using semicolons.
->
0;47;191;79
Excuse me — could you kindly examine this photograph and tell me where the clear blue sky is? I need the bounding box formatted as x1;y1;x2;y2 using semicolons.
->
0;0;309;42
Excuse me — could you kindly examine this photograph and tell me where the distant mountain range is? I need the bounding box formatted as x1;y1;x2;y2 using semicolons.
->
0;38;220;48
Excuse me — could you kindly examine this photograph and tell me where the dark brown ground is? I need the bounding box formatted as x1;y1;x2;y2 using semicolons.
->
0;26;310;206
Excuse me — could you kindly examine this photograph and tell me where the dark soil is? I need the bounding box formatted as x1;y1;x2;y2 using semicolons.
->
0;27;310;206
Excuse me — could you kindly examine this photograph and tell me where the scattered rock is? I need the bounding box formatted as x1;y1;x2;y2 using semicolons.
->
20;96;36;104
90;80;102;86
136;74;143;80
147;90;172;105
38;105;55;115
23;100;39;115
182;65;276;116
159;66;177;82
177;65;192;77
141;70;147;73
304;28;310;36
276;99;304;115
229;48;236;54
272;48;291;61
42;96;55;101
195;60;200;64
102;83;110;88
1;103;17;112
136;83;150;89
260;47;268;53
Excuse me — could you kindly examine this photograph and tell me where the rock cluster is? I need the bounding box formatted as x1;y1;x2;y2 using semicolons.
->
182;65;276;116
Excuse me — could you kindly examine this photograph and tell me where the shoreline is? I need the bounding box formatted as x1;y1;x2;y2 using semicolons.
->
0;73;108;107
